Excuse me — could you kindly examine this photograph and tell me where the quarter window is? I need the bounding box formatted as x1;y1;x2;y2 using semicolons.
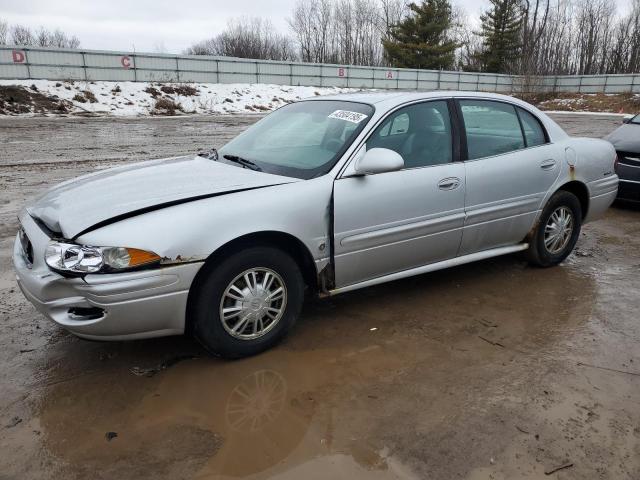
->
459;100;525;160
366;101;453;168
517;108;547;147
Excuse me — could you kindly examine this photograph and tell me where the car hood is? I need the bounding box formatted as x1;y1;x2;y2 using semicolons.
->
27;155;298;239
605;123;640;152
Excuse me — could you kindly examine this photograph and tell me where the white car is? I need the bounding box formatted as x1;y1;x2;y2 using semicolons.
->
14;91;618;357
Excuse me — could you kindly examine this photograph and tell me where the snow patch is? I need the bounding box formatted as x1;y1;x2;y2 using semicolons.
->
0;79;365;116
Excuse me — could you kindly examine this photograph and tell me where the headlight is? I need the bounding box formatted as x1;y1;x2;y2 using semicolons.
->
44;242;161;274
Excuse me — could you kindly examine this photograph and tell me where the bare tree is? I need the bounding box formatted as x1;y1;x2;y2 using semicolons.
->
288;0;339;63
11;25;35;45
334;0;355;63
288;0;391;66
8;23;79;48
574;0;615;74
607;0;640;74
55;30;80;48
519;0;551;75
288;0;317;61
379;0;407;39
533;0;575;74
454;8;483;71
0;19;8;45
186;17;296;61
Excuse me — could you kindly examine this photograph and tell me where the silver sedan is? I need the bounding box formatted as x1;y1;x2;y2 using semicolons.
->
14;91;618;357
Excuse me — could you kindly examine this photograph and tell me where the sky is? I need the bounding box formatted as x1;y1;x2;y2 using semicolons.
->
0;0;632;54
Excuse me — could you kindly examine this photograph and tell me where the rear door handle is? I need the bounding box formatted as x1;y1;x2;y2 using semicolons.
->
540;159;557;170
438;177;461;190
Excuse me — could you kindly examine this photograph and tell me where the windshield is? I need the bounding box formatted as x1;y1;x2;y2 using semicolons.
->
219;100;374;179
631;114;640;125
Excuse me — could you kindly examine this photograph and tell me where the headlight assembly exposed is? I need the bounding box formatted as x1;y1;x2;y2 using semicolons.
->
44;242;160;274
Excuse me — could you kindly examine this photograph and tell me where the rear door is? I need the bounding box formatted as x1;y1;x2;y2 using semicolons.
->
457;99;562;255
333;100;466;288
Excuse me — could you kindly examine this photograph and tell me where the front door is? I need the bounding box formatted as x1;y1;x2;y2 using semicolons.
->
333;100;466;288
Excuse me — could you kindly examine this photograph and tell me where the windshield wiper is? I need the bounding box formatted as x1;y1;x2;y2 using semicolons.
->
223;154;262;171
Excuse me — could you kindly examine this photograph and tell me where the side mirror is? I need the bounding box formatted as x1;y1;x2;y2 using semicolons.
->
623;117;631;124
354;148;404;175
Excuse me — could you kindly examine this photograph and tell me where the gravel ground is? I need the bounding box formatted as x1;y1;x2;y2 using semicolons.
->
0;113;638;480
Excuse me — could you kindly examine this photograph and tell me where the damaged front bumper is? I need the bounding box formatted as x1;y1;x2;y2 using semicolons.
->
13;212;202;340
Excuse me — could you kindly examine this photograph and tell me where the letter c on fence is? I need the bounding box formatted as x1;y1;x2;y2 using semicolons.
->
121;56;131;69
12;50;25;63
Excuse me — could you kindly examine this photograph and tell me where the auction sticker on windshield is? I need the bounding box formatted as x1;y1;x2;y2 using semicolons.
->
328;110;368;123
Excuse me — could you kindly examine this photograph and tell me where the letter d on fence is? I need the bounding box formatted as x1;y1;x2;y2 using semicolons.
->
12;50;25;63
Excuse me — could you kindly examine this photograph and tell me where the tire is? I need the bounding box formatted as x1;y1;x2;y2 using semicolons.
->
191;246;304;358
525;190;582;267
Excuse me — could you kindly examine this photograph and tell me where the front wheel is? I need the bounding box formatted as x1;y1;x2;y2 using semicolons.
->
525;190;582;267
191;246;305;358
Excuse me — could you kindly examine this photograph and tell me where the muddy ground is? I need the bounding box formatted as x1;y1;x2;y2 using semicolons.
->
0;113;638;480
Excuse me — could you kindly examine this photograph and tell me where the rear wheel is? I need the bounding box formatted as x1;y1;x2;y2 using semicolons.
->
192;246;304;358
525;190;582;267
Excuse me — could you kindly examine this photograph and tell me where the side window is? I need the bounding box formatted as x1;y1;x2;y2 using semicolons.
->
517;108;547;147
459;100;525;160
377;113;409;137
390;113;409;135
366;101;452;168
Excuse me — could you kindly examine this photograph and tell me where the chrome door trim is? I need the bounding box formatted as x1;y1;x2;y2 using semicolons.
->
339;210;466;251
463;193;542;226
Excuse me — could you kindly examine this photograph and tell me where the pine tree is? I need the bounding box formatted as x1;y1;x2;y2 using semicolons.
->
383;0;458;70
477;0;524;73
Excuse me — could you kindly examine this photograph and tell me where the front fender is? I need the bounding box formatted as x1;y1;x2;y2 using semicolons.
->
76;176;334;273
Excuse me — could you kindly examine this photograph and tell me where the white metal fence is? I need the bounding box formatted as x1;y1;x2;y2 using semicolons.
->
1;45;640;94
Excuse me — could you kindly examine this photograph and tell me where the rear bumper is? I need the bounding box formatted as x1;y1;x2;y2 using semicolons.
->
617;179;640;203
615;154;640;202
585;175;618;222
13;213;202;340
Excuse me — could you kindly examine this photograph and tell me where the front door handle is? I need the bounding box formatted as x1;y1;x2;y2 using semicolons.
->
540;159;557;170
438;177;461;190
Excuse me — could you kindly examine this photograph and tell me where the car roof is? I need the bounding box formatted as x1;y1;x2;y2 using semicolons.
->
309;90;530;107
306;90;569;141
